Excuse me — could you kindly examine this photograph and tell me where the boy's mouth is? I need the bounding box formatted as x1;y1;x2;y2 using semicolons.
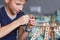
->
15;10;19;14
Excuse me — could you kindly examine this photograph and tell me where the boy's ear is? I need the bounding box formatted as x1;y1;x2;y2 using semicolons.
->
5;0;10;3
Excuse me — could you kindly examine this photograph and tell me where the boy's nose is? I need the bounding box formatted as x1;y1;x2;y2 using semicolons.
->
18;6;23;11
19;8;23;11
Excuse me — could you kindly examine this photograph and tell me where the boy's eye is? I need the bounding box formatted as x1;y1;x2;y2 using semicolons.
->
15;3;24;6
16;3;21;5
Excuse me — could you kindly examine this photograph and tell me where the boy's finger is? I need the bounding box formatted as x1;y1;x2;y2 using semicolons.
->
29;14;35;19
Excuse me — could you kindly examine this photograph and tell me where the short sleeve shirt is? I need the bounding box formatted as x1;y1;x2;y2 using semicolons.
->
0;7;25;40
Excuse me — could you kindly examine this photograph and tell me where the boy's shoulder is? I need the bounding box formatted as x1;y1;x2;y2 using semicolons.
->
0;7;2;14
0;7;4;12
0;6;3;9
0;7;4;14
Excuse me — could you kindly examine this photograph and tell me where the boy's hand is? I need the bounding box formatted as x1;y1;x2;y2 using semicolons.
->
27;15;36;29
18;14;36;29
19;15;30;25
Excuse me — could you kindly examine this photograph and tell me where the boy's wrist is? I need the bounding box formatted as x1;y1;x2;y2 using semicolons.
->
17;18;23;26
24;25;32;33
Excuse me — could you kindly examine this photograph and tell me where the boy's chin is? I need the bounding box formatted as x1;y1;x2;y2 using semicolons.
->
14;11;21;14
13;12;19;15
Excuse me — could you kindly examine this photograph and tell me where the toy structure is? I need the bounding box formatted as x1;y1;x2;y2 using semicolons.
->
31;22;60;40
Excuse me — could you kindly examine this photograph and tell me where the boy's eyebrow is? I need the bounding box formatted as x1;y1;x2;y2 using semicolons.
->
15;2;25;5
16;3;24;5
15;0;26;2
15;2;21;4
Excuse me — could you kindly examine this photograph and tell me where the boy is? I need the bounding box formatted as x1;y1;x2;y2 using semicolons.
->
0;0;36;40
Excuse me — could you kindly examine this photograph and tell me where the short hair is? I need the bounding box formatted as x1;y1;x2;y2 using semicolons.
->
25;0;28;2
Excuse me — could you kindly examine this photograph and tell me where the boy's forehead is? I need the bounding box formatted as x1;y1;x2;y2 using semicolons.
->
13;0;26;2
12;0;26;4
11;0;26;3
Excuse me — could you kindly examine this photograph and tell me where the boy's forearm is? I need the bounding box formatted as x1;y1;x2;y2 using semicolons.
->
18;31;29;40
18;26;31;40
18;26;29;40
0;18;22;38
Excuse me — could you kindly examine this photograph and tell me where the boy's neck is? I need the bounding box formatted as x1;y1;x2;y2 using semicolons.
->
5;6;15;15
5;6;17;20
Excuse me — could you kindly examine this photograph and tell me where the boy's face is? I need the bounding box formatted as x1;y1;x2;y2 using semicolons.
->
6;0;26;14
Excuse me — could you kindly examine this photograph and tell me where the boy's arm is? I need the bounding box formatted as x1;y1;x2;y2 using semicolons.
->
0;15;29;38
0;19;21;38
18;26;29;40
18;26;25;39
18;16;36;40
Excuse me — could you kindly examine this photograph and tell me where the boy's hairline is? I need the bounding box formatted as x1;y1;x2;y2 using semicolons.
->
25;0;28;2
10;0;28;2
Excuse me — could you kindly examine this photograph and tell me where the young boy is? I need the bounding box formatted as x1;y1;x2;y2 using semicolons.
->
0;0;36;40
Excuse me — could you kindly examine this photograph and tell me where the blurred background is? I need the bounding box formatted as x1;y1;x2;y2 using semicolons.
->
0;0;60;40
0;0;60;16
